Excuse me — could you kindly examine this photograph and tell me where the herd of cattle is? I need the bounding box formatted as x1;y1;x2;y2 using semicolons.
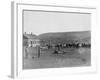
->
24;41;91;57
40;42;91;50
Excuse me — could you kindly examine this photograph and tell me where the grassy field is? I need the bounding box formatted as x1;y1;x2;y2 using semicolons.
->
23;47;91;69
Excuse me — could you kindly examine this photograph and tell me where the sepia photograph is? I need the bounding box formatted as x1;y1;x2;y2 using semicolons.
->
23;10;91;69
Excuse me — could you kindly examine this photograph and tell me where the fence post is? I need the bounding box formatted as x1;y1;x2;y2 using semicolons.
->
37;46;40;58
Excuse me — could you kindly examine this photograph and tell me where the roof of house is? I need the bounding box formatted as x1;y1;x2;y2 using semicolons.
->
23;34;39;40
23;35;28;39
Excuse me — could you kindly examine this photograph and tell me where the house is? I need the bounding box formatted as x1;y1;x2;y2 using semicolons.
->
23;33;40;47
23;33;41;59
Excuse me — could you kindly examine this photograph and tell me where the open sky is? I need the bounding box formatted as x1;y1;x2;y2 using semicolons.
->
24;10;91;35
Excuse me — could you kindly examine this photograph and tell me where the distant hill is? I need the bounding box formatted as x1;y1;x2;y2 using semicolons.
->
38;31;91;44
23;31;91;44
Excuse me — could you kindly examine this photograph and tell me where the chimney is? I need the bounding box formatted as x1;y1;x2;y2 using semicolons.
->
24;32;26;34
31;32;32;35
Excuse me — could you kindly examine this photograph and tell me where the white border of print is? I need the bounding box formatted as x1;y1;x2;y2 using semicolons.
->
11;1;97;79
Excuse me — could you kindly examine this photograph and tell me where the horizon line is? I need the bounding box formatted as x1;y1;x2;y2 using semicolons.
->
23;30;91;36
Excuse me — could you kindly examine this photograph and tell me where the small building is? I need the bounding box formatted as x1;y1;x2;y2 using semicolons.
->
23;33;41;58
23;33;40;47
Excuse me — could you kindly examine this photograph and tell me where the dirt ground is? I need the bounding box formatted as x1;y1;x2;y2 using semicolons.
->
23;47;91;69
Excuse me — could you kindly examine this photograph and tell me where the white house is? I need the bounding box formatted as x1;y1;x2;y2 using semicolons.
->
23;33;40;47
